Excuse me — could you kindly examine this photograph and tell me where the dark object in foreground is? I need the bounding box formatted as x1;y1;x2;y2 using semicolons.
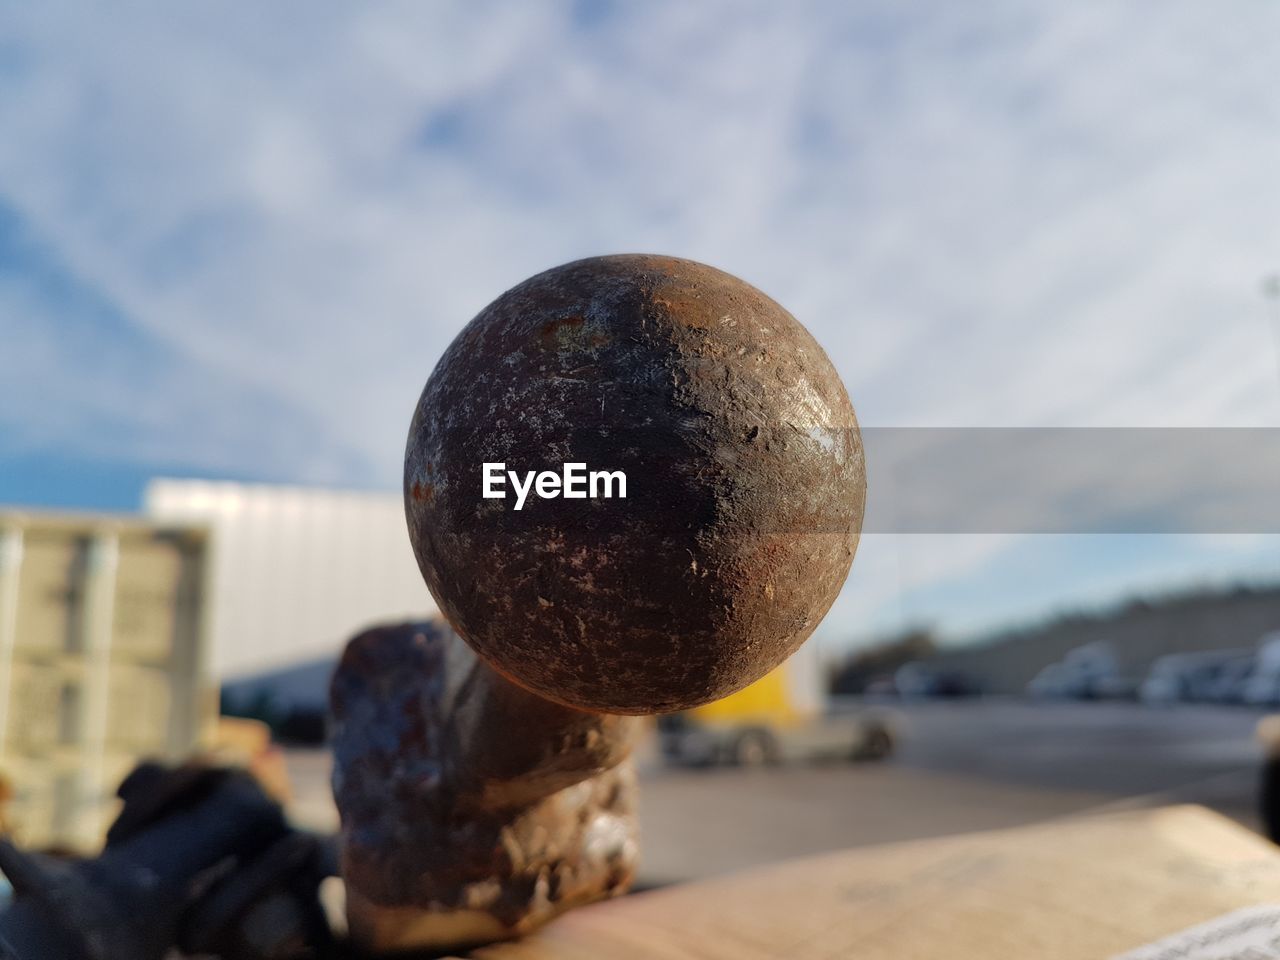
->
0;763;336;960
1259;715;1280;843
1264;755;1280;844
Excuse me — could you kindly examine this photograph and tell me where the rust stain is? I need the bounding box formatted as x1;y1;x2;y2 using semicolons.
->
540;314;586;338
331;620;640;946
540;314;609;350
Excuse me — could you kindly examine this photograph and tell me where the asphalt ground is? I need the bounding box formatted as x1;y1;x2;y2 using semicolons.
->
284;700;1273;887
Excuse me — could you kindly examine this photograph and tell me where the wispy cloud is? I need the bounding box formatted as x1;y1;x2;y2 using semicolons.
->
2;2;1279;638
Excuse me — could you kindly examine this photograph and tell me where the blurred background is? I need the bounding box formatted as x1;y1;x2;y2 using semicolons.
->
2;1;1280;886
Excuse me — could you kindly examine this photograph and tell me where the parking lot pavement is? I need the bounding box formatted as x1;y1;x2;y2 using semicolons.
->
889;699;1266;807
284;700;1275;886
635;762;1114;886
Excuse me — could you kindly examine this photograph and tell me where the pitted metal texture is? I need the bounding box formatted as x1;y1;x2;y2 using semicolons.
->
405;254;865;714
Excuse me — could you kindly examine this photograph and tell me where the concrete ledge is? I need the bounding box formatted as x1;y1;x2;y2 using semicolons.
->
475;805;1280;959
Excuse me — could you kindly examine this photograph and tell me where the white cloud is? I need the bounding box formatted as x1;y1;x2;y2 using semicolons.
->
2;1;1279;640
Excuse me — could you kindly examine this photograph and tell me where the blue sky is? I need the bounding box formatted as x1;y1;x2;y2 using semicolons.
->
2;2;1280;647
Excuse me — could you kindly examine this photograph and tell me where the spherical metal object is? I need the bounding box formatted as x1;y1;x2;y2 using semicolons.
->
405;254;864;714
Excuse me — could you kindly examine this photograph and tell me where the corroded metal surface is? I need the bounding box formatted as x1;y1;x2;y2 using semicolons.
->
405;254;865;714
330;621;640;953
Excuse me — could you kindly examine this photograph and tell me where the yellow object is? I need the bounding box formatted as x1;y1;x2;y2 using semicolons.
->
687;664;800;728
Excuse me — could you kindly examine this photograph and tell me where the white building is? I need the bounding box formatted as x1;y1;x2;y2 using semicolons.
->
144;478;436;683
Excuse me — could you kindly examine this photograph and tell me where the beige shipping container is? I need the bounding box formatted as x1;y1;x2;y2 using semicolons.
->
0;511;215;851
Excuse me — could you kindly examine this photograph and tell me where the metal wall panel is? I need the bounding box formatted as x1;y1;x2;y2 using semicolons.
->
111;533;186;661
144;479;436;679
11;531;82;656
4;663;72;753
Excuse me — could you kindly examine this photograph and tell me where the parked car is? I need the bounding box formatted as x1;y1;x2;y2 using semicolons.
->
658;710;895;767
1205;655;1256;704
659;659;896;767
1027;642;1133;700
1242;632;1280;706
893;662;980;699
1027;663;1070;699
1140;649;1252;705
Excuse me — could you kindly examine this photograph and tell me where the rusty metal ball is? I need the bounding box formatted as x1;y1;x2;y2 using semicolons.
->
405;254;864;715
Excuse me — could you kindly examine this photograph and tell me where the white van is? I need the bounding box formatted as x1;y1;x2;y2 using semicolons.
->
1140;649;1252;705
1027;641;1130;700
1242;632;1280;706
